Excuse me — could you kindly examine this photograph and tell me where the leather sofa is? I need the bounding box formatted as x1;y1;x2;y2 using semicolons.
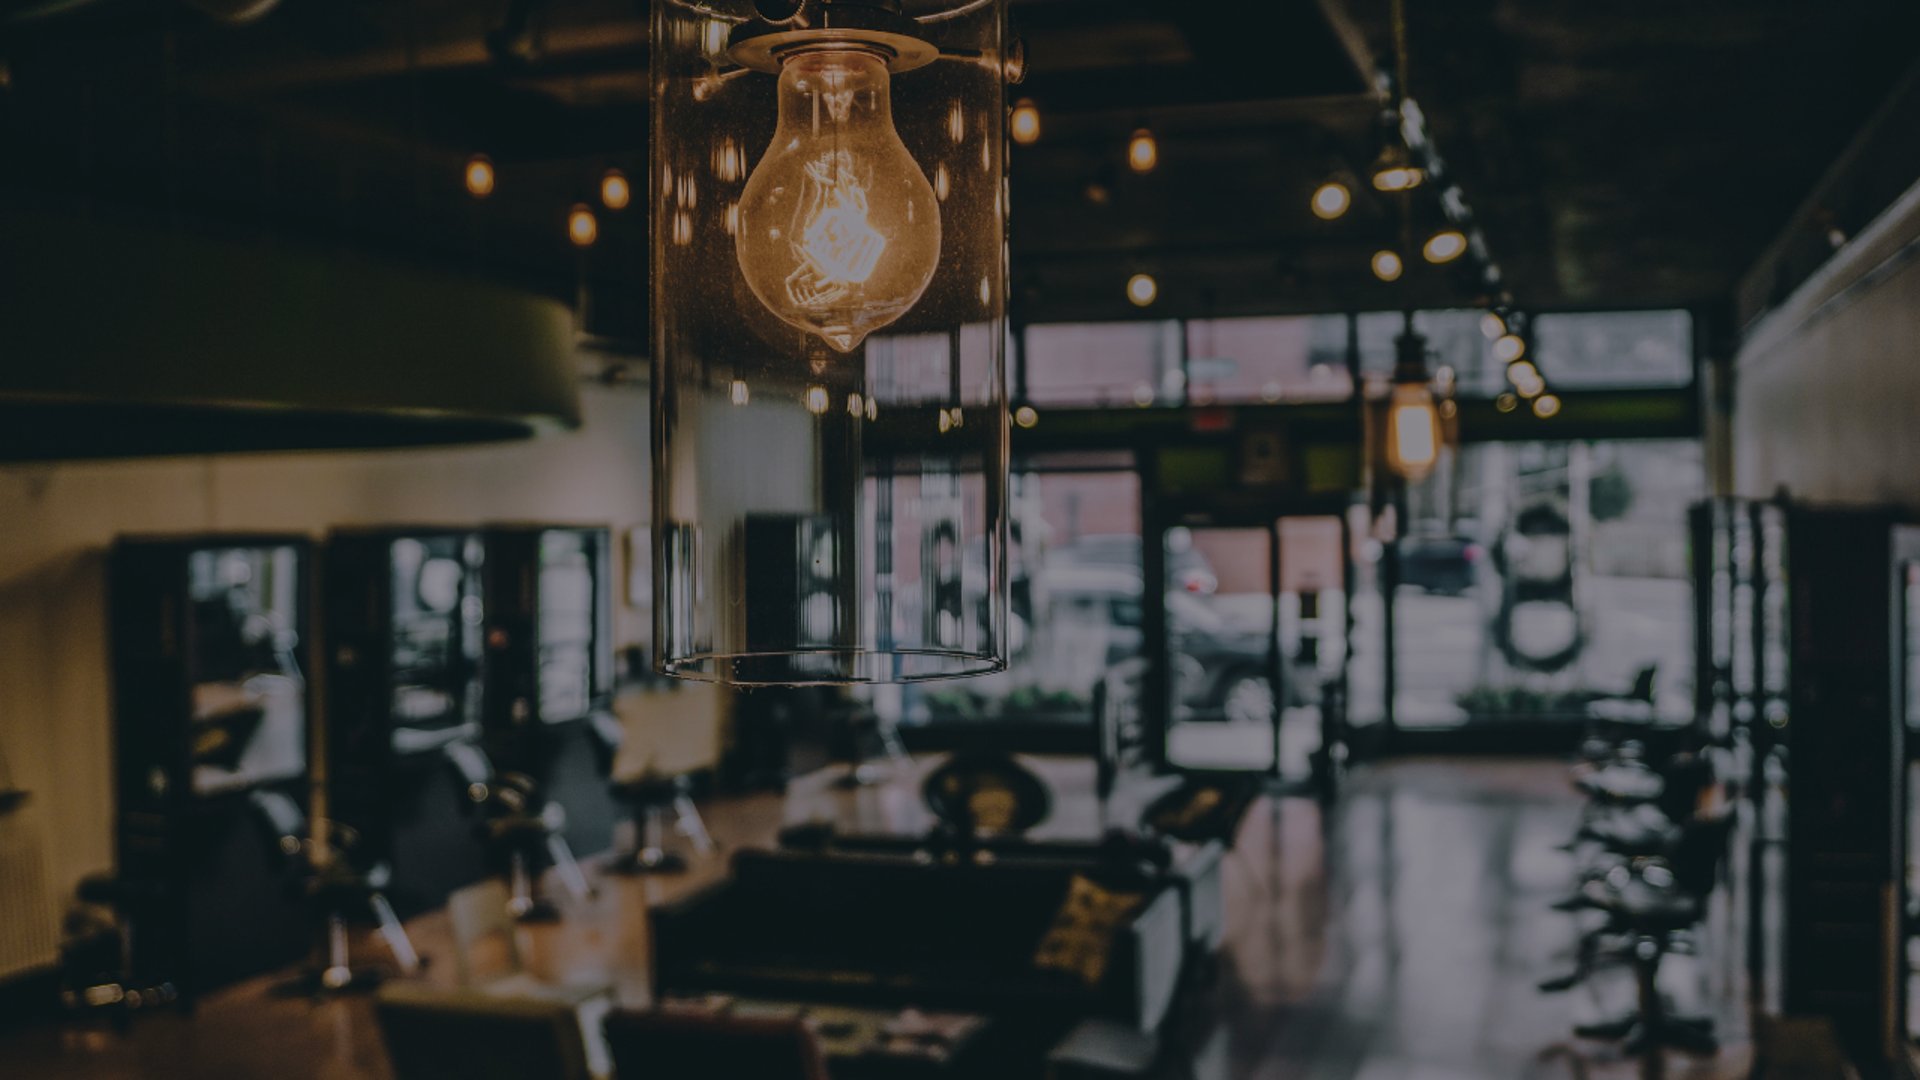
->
652;849;1186;1035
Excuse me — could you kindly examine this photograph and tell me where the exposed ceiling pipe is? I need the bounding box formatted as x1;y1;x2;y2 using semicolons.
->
0;0;107;23
4;0;279;23
182;0;280;24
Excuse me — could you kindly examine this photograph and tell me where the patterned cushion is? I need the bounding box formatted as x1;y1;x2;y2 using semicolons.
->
1032;874;1144;987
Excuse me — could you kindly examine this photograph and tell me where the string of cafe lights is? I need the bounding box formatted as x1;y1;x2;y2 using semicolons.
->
462;154;635;248
1004;99;1556;421
1003;4;1559;426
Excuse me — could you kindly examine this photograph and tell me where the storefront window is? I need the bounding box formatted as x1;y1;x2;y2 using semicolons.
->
1025;322;1181;407
1355;438;1703;727
1533;310;1692;388
1181;316;1351;404
906;467;1143;726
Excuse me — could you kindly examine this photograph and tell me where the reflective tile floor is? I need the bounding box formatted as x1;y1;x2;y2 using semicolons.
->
1195;761;1748;1080
2;757;1750;1079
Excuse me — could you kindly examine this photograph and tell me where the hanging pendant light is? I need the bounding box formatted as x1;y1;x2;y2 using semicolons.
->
1422;229;1466;263
1010;98;1041;145
464;155;496;199
600;168;631;210
651;0;1010;686
1383;314;1441;482
1310;179;1351;220
1369;131;1424;193
1126;127;1159;174
1371;0;1426;194
1126;272;1159;306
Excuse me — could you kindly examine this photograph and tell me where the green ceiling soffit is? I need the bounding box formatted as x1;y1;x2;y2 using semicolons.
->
0;208;580;462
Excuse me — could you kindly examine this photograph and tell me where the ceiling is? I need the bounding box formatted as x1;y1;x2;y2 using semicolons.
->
0;0;1913;341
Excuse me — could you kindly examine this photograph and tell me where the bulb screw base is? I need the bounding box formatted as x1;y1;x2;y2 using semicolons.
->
728;1;938;73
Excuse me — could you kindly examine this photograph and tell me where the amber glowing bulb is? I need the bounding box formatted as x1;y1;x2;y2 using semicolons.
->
736;49;941;353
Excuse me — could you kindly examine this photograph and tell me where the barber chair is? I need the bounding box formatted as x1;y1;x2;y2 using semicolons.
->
602;681;724;874
59;875;180;1023
605;776;712;874
475;772;593;922
1568;813;1734;1056
828;698;912;789
246;790;422;995
1540;798;1734;1057
1585;664;1661;733
1552;749;1716;912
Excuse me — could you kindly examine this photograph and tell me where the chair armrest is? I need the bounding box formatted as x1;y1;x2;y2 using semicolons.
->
1170;841;1227;950
1114;887;1184;1032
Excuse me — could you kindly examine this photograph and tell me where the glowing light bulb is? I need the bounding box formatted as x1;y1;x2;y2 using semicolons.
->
1385;381;1440;481
1506;359;1540;386
730;379;751;406
1371;250;1403;282
1127;273;1158;307
1013;404;1039;429
601;169;631;210
1481;312;1507;340
737;50;940;354
465;155;495;198
1533;393;1562;418
568;204;598;246
1127;128;1158;173
1374;167;1419;192
1010;99;1041;145
803;385;830;415
1370;140;1425;192
1422;229;1466;264
1492;333;1526;363
1311;181;1350;220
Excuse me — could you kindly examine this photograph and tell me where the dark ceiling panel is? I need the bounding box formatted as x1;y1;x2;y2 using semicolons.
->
0;0;1909;331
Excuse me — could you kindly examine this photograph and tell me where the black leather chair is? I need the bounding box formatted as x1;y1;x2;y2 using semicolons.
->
374;982;596;1080
603;1008;829;1080
604;775;711;874
474;771;593;921
1572;812;1736;1056
1541;805;1735;1057
247;789;421;995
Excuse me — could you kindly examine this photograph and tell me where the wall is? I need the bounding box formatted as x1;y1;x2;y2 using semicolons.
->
0;382;652;942
1735;178;1920;504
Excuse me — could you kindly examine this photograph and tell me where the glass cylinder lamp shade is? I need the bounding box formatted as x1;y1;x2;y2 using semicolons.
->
651;0;1010;685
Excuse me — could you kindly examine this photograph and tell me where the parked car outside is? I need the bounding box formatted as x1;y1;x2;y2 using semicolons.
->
1054;533;1220;596
1043;566;1318;723
1399;532;1484;596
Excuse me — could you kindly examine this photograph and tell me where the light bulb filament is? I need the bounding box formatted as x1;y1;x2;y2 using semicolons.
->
784;151;889;314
